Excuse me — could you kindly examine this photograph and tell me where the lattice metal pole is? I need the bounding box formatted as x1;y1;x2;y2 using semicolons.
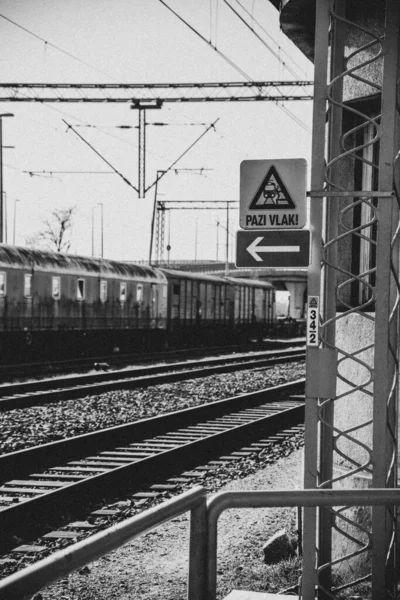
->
317;3;347;592
371;1;400;596
302;0;330;596
304;1;400;598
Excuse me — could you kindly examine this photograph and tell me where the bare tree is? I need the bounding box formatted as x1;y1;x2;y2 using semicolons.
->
25;207;76;253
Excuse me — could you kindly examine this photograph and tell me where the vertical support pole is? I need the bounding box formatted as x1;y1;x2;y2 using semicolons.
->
302;0;330;597
0;119;3;244
318;2;346;592
188;499;207;600
159;203;165;263
371;1;400;597
225;202;229;275
149;178;159;264
138;109;146;198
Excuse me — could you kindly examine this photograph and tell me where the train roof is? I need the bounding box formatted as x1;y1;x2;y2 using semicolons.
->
0;245;167;282
160;268;230;284
160;269;275;290
223;276;275;290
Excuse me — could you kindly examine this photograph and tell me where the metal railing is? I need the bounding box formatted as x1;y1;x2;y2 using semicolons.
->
2;486;400;600
0;487;207;600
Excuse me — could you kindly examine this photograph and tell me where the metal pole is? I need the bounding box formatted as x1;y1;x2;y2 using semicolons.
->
0;119;3;244
98;203;104;259
13;199;19;245
4;192;7;244
138;109;146;198
167;209;171;265
302;0;330;597
91;207;94;256
195;217;198;261
317;2;346;592
149;171;163;264
216;220;219;262
225;202;229;275
0;114;14;244
371;1;400;596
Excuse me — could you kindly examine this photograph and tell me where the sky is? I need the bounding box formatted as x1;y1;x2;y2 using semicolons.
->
0;0;314;263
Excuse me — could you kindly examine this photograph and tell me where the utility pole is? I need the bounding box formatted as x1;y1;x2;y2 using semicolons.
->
13;199;19;245
225;202;230;276
0;113;14;243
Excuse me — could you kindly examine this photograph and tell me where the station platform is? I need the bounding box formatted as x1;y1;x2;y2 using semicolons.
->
225;591;298;600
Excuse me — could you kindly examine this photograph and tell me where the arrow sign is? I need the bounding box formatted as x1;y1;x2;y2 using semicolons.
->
236;230;310;268
247;237;301;261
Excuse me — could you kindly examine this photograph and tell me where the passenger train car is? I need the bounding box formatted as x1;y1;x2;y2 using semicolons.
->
0;245;168;360
162;269;275;346
0;245;277;363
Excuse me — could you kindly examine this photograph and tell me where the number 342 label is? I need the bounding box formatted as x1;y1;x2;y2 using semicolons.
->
307;296;319;347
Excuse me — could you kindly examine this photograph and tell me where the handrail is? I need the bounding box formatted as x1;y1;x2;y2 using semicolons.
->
206;488;400;600
2;486;400;600
0;486;207;600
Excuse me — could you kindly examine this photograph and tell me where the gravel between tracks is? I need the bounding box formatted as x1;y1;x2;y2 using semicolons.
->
0;361;305;455
36;446;304;600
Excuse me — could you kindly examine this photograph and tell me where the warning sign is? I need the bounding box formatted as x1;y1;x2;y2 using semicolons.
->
240;159;307;230
249;166;296;210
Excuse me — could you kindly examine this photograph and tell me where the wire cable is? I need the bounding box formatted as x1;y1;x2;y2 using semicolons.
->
0;13;118;81
158;0;311;134
231;0;312;80
63;120;138;192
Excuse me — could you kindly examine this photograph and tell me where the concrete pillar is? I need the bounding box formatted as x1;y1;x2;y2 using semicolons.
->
285;282;306;319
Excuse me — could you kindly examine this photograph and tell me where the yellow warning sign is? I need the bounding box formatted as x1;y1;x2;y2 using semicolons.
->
240;159;307;230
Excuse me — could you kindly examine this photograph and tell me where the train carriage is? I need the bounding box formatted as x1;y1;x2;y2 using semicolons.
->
160;269;234;346
0;245;168;361
161;269;276;346
223;276;276;340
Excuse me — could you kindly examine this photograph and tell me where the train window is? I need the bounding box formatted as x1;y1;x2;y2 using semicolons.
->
120;282;127;302
151;284;156;302
77;278;85;301
52;277;61;300
24;274;32;297
100;280;107;302
173;283;180;296
136;284;143;303
0;272;6;297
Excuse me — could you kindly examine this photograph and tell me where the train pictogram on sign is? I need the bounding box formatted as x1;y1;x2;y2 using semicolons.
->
248;166;296;210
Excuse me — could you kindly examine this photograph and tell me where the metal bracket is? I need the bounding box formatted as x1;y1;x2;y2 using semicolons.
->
307;190;395;197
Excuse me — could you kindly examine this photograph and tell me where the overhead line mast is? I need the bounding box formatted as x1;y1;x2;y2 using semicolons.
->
1;81;313;197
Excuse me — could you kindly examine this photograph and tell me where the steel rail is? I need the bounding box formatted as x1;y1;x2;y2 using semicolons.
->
0;348;305;411
0;379;305;549
0;339;300;380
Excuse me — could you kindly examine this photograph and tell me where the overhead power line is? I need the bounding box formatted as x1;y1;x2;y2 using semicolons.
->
145;119;220;193
222;0;308;85
0;13;117;81
157;1;311;133
230;0;311;80
63;120;139;192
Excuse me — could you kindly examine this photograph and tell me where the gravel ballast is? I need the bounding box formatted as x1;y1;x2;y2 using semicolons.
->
0;362;305;455
36;446;304;600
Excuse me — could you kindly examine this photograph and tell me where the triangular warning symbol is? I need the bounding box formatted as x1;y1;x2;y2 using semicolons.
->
309;297;318;308
249;165;296;210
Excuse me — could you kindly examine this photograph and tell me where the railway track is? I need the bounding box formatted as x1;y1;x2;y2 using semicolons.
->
0;338;303;382
0;379;305;552
0;346;305;411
